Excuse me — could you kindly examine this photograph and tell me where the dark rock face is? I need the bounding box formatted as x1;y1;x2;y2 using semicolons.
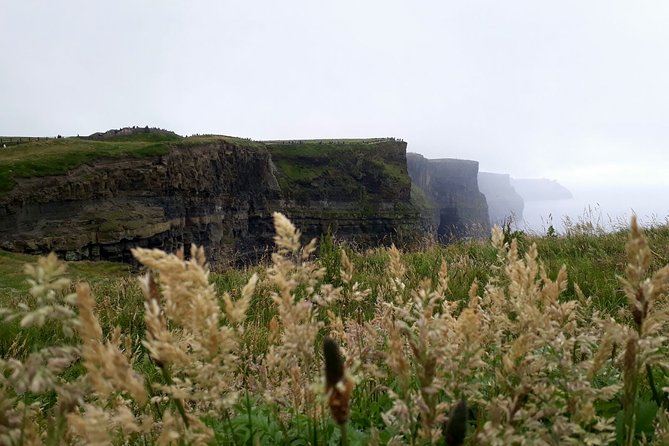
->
0;139;424;265
0;142;281;264
270;140;423;248
478;172;524;226
407;153;490;241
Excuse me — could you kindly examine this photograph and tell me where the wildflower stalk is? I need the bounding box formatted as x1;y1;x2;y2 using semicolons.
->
617;216;669;445
245;391;254;444
622;337;638;446
645;363;663;409
159;365;189;428
339;422;349;446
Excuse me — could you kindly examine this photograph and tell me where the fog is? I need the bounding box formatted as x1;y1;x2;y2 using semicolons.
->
521;184;668;234
1;0;668;228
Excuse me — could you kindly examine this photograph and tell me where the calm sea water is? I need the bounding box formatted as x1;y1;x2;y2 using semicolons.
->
518;185;669;235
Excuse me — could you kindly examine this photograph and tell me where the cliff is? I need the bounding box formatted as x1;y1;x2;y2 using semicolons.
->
478;172;524;225
269;139;422;246
0;138;280;264
511;178;573;201
0;133;423;265
407;153;490;241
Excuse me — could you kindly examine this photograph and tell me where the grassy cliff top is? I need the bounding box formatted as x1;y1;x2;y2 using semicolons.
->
262;137;401;145
0;137;173;196
0;134;268;197
268;139;410;202
0;132;404;198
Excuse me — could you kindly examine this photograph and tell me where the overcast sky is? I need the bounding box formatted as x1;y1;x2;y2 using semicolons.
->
2;0;668;190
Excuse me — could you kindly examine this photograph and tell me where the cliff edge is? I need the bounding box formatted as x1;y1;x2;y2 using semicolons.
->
0;132;423;265
407;153;490;241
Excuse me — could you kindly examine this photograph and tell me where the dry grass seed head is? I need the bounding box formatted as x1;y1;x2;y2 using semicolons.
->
76;283;147;403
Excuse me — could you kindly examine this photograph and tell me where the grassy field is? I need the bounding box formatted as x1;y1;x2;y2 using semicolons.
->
1;216;669;444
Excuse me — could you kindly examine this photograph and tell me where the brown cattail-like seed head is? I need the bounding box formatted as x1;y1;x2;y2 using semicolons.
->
324;337;344;388
323;337;353;425
623;337;637;377
443;400;467;446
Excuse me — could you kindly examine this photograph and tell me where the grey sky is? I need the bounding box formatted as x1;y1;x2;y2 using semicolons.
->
2;0;669;189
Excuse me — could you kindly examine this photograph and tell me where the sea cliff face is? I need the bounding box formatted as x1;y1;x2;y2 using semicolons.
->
478;172;524;226
407;153;490;240
0;141;281;264
0;136;423;265
269;140;422;247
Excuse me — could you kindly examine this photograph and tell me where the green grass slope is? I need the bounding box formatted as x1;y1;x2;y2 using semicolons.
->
0;134;270;198
268;139;410;203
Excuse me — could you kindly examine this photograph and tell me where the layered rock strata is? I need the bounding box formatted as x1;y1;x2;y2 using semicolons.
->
407;153;490;241
0;138;423;265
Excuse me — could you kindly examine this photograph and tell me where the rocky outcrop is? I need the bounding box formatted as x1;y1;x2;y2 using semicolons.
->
0;137;424;265
85;126;181;141
407;153;490;241
478;172;524;226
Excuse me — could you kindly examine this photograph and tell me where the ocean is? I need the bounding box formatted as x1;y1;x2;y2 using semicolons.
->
518;185;669;235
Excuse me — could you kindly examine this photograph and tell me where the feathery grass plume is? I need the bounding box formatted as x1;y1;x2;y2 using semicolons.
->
387;244;408;303
0;388;24;445
478;227;618;444
223;272;258;326
0;252;77;336
256;214;328;425
380;250;483;443
66;282;151;444
273;211;302;255
133;244;244;443
617;216;669;445
340;248;353;285
0;253;84;444
76;283;147;404
338;248;371;304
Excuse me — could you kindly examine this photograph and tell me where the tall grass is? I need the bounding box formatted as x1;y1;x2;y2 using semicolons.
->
0;215;668;445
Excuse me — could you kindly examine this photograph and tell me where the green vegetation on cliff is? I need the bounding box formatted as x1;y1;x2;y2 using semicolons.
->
269;139;410;202
0;138;172;196
0;132;406;201
0;134;268;198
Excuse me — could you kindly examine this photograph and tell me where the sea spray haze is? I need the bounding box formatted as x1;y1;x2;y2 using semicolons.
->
0;213;668;444
521;184;669;235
